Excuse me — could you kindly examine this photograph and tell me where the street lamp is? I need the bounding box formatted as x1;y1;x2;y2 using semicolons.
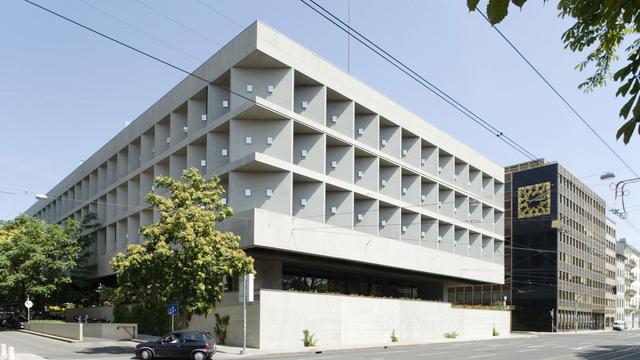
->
35;194;48;200
600;172;616;180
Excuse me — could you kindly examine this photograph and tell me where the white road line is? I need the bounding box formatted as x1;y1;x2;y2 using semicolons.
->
488;344;508;347
551;345;568;348
417;352;449;357
371;350;408;355
518;349;539;353
609;349;640;360
467;354;495;359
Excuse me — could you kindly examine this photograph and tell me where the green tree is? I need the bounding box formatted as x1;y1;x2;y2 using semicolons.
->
0;216;81;312
111;168;254;329
51;212;101;306
467;0;640;143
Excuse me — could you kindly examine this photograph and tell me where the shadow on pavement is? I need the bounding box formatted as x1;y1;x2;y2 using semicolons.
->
575;344;640;359
76;345;136;357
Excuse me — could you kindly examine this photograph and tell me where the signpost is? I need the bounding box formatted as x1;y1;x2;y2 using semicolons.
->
24;297;33;323
167;304;178;332
239;273;254;354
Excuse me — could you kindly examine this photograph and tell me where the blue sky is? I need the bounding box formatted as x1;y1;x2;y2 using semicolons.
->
1;0;639;245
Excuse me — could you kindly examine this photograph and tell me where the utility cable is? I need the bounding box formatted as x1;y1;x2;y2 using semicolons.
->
475;10;639;178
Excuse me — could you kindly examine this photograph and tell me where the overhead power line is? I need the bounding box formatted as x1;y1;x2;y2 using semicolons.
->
474;10;639;178
298;0;538;162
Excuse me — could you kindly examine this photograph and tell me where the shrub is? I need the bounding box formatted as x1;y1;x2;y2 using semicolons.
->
444;331;458;339
214;313;230;345
114;303;171;335
492;325;500;336
303;329;317;347
390;329;398;342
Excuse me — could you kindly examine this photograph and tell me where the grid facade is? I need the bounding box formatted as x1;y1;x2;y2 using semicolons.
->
25;22;504;295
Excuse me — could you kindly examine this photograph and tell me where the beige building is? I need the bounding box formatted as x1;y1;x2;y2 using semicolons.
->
605;218;617;329
617;238;640;328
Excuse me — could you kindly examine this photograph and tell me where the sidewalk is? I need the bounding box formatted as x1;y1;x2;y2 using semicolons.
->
196;332;536;359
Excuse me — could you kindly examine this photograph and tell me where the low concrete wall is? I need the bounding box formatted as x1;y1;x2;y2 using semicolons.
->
25;321;83;341
83;323;138;340
258;290;511;349
189;290;510;350
64;306;114;322
188;291;260;348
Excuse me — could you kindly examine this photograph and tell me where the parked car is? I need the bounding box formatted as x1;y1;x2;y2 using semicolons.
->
3;316;26;329
613;320;625;331
135;331;216;360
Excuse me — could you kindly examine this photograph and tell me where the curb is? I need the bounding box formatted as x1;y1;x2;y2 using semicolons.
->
17;330;78;343
238;334;538;358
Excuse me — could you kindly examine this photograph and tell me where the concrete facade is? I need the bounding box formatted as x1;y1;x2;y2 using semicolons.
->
188;290;511;349
25;22;506;346
617;238;640;328
605;218;617;329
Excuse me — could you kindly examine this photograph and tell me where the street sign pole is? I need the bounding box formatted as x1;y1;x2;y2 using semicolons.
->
167;304;178;332
24;296;33;323
242;272;247;355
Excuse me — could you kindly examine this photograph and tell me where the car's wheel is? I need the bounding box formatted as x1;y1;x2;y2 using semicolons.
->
192;351;206;360
139;349;153;360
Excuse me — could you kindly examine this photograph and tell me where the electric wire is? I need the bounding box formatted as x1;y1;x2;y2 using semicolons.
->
298;0;538;161
475;10;639;179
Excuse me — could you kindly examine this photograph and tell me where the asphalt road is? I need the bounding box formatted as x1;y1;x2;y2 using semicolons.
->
1;329;640;360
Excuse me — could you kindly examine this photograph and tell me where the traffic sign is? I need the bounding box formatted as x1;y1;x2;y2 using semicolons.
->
167;304;178;316
24;300;33;309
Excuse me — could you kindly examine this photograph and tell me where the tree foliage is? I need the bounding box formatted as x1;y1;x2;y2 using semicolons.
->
467;0;640;143
111;168;254;328
0;216;81;309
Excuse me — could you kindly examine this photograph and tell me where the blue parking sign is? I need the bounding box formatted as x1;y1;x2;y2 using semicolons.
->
168;304;178;316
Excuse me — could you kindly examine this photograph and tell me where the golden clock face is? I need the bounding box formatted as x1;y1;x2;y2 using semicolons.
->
517;182;551;219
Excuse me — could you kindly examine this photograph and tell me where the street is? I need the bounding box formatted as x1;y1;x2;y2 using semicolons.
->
2;330;640;360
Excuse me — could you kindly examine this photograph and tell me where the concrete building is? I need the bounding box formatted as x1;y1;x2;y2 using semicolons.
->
616;243;626;324
605;218;617;329
449;159;612;332
617;238;640;328
25;22;508;348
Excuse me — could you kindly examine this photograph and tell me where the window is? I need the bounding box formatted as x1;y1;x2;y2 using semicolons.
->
246;84;253;93
244;188;251;197
245;136;252;144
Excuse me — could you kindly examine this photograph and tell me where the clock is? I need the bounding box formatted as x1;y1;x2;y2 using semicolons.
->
517;182;551;219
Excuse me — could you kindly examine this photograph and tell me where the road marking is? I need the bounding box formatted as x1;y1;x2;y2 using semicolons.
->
467;354;495;359
371;350;408;355
551;345;568;348
518;349;539;353
609;349;640;360
417;352;449;357
488;344;508;347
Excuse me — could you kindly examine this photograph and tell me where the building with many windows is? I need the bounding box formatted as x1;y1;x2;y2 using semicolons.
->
605;218;617;329
25;22;508;348
617;238;640;328
449;159;612;332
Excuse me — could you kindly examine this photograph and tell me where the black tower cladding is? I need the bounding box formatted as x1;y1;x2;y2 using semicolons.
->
448;159;611;332
510;163;559;331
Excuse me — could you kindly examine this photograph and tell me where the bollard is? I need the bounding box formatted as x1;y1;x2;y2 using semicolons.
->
1;343;6;359
7;347;13;360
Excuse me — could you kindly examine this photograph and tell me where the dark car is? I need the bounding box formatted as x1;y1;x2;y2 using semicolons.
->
4;316;26;329
135;331;216;360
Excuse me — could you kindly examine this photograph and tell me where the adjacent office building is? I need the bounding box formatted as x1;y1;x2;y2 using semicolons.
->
449;159;612;332
25;22;508;348
605;218;617;329
617;238;640;328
